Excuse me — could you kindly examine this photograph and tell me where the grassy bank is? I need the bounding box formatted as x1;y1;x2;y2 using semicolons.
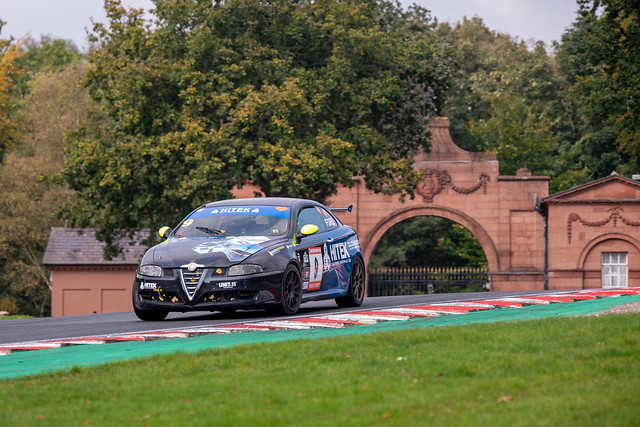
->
2;313;638;426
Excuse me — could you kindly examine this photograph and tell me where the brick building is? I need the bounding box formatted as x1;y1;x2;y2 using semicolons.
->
541;172;640;289
43;228;148;316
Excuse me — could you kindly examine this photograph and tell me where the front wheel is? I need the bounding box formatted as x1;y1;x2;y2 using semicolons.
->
132;282;168;321
133;304;168;321
280;264;302;315
336;256;365;308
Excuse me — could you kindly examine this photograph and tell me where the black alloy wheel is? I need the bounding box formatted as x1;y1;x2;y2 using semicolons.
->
336;256;365;308
133;304;169;321
281;264;302;315
132;281;169;321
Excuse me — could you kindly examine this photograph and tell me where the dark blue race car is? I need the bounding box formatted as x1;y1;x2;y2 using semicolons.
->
133;198;365;320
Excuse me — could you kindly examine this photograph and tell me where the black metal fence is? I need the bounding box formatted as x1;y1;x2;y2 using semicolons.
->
367;266;489;296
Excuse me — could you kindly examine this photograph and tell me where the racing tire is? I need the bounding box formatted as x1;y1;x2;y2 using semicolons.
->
336;256;365;308
280;264;303;315
133;304;169;321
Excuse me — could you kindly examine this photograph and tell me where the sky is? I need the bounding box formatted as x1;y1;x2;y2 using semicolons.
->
1;0;581;52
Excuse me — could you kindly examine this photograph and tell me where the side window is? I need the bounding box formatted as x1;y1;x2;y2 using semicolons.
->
297;206;340;233
316;207;339;231
297;207;326;233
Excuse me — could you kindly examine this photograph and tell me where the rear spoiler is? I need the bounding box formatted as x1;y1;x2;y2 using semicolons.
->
330;205;353;213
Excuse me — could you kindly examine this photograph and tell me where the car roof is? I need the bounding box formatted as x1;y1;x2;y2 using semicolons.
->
203;197;321;209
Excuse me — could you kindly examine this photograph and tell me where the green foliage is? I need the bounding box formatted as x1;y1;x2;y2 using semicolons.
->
61;0;454;251
12;36;82;97
436;17;586;193
557;0;640;178
369;216;487;268
469;95;557;176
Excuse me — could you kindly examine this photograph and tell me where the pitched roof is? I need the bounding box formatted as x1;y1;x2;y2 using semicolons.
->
542;172;640;204
42;228;151;266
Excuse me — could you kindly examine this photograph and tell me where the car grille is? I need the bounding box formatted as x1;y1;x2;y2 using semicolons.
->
179;267;206;300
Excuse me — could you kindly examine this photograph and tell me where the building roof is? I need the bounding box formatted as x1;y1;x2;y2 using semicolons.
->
42;228;151;266
542;172;640;204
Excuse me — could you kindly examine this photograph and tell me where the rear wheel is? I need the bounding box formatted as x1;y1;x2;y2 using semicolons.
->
280;264;302;315
336;256;365;308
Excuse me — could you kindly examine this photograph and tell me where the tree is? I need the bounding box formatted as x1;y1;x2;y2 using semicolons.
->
557;0;640;178
468;94;557;176
0;22;24;162
369;216;487;268
435;17;591;192
60;0;454;253
0;62;89;316
12;36;82;97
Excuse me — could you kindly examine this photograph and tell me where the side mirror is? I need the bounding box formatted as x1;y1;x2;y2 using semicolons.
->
158;226;173;239
300;224;319;236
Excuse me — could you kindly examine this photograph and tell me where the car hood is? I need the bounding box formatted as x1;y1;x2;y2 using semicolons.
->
148;235;287;267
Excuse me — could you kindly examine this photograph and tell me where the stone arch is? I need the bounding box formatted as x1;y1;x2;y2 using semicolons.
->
362;205;500;273
577;233;640;270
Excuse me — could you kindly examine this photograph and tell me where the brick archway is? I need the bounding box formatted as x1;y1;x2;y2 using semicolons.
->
328;117;550;291
362;205;500;273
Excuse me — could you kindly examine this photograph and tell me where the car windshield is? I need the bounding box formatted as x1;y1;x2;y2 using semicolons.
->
175;205;290;238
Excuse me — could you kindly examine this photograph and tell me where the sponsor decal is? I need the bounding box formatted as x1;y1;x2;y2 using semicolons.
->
347;238;361;252
140;282;158;290
215;268;223;275
268;245;285;256
213;207;254;214
192;236;270;262
217;281;237;289
329;242;350;262
324;217;337;228
186;206;290;220
308;247;323;290
322;243;331;271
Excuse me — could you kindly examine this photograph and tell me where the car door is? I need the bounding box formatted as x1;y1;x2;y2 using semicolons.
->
295;205;354;293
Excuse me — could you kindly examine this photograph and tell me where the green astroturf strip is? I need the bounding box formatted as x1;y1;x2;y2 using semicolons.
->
2;293;639;380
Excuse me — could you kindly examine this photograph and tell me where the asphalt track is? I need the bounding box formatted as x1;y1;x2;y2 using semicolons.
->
1;288;639;380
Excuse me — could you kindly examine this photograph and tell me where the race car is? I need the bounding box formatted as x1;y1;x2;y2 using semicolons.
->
132;197;365;320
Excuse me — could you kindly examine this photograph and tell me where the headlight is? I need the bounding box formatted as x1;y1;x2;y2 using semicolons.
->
228;264;263;276
138;264;163;277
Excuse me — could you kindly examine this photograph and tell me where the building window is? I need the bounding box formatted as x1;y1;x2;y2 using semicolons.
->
602;253;628;288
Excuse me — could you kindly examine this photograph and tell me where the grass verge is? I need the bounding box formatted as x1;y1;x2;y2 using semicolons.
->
0;315;33;320
2;313;639;426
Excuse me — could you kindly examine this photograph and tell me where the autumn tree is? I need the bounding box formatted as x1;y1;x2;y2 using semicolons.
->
0;21;24;162
0;61;88;316
60;0;454;253
12;36;81;97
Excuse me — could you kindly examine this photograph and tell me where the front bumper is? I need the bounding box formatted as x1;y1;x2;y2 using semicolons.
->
133;268;285;312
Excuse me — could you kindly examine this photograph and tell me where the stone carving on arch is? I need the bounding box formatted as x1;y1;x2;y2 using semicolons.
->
417;169;490;203
362;205;500;272
576;233;640;270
